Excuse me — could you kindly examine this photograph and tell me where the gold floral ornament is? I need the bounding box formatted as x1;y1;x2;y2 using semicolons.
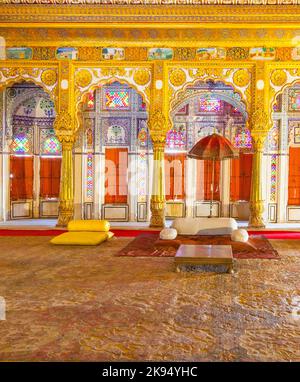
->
169;69;186;87
133;68;150;86
233;69;250;88
75;69;92;88
41;69;57;87
271;69;287;87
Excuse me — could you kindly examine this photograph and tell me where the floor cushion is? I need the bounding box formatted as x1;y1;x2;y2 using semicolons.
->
50;231;112;246
171;217;238;235
67;220;110;232
231;228;249;243
160;228;177;240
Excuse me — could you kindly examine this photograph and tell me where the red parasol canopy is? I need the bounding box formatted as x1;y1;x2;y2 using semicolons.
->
188;133;239;217
188;133;239;160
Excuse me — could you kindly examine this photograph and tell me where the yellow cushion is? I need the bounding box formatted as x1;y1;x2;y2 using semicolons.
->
50;232;109;246
67;220;110;232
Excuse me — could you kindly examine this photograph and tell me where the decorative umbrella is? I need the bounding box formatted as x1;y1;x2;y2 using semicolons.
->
188;133;239;217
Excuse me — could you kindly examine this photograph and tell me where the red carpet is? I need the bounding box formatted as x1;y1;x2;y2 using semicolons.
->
117;233;279;259
0;228;299;239
0;229;159;237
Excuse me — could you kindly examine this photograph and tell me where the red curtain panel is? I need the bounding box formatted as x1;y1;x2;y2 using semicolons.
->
10;156;34;200
165;153;185;201
196;159;220;201
288;147;300;205
105;148;128;204
230;153;253;202
40;157;61;199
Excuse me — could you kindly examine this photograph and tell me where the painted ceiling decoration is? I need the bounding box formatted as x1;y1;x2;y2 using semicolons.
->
2;0;300;4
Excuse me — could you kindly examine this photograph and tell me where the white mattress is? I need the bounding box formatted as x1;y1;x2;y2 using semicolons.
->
171;217;238;235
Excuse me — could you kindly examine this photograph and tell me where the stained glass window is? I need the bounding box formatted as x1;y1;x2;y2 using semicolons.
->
11;134;30;153
234;127;253;149
138;94;146;111
199;98;221;113
105;90;130;109
87;92;95;109
43;137;61;155
166;123;187;150
87;154;93;200
288;89;300;112
40;98;55;117
270;154;277;202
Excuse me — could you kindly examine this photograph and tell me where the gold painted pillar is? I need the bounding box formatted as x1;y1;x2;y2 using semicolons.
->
54;111;77;227
149;62;168;227
249;109;269;228
149;111;167;227
54;61;77;227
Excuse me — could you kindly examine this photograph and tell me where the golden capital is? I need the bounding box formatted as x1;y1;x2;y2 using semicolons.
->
54;110;77;145
149;109;168;145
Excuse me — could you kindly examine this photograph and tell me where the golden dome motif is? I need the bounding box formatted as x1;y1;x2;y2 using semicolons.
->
75;69;92;88
271;69;287;87
169;68;186;87
41;69;57;87
133;68;150;86
233;69;250;88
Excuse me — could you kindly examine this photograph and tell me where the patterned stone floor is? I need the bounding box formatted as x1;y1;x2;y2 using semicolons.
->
0;236;299;361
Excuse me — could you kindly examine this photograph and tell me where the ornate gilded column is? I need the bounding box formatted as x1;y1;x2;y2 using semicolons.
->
249;109;269;228
149;110;168;227
54;112;77;227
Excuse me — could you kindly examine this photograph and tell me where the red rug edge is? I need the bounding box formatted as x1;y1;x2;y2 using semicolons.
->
0;228;299;239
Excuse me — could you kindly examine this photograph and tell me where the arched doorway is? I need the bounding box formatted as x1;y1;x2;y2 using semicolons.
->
166;80;252;220
3;82;61;220
80;81;151;222
270;82;300;223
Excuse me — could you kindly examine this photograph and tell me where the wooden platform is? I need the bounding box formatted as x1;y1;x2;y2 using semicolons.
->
174;244;234;273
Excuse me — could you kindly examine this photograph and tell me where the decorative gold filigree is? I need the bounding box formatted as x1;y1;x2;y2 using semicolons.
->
270;69;287;87
149;109;168;143
169;68;186;87
133;68;150;86
54;110;77;145
233;69;250;88
41;69;57;87
75;69;92;88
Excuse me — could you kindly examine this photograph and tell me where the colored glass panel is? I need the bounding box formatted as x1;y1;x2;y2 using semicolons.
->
288;89;300;112
138;94;146;111
11;134;30;153
87;154;93;200
105;90;130;109
166;123;186;150
43;136;61;155
270;154;277;202
234;128;253;149
87;92;95;109
199;98;221;112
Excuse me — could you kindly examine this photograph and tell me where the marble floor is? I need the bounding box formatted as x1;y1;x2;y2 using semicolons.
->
0;235;299;361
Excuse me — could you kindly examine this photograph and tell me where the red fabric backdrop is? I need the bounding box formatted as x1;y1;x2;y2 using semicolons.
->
230;153;253;201
105;148;128;204
40;157;61;198
165;153;185;200
196;160;220;201
10;156;33;200
288;147;300;205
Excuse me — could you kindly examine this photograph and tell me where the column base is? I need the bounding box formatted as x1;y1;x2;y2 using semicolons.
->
149;201;165;228
56;201;74;227
249;200;266;228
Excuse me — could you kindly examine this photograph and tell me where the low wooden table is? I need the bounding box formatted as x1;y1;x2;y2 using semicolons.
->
175;244;234;273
